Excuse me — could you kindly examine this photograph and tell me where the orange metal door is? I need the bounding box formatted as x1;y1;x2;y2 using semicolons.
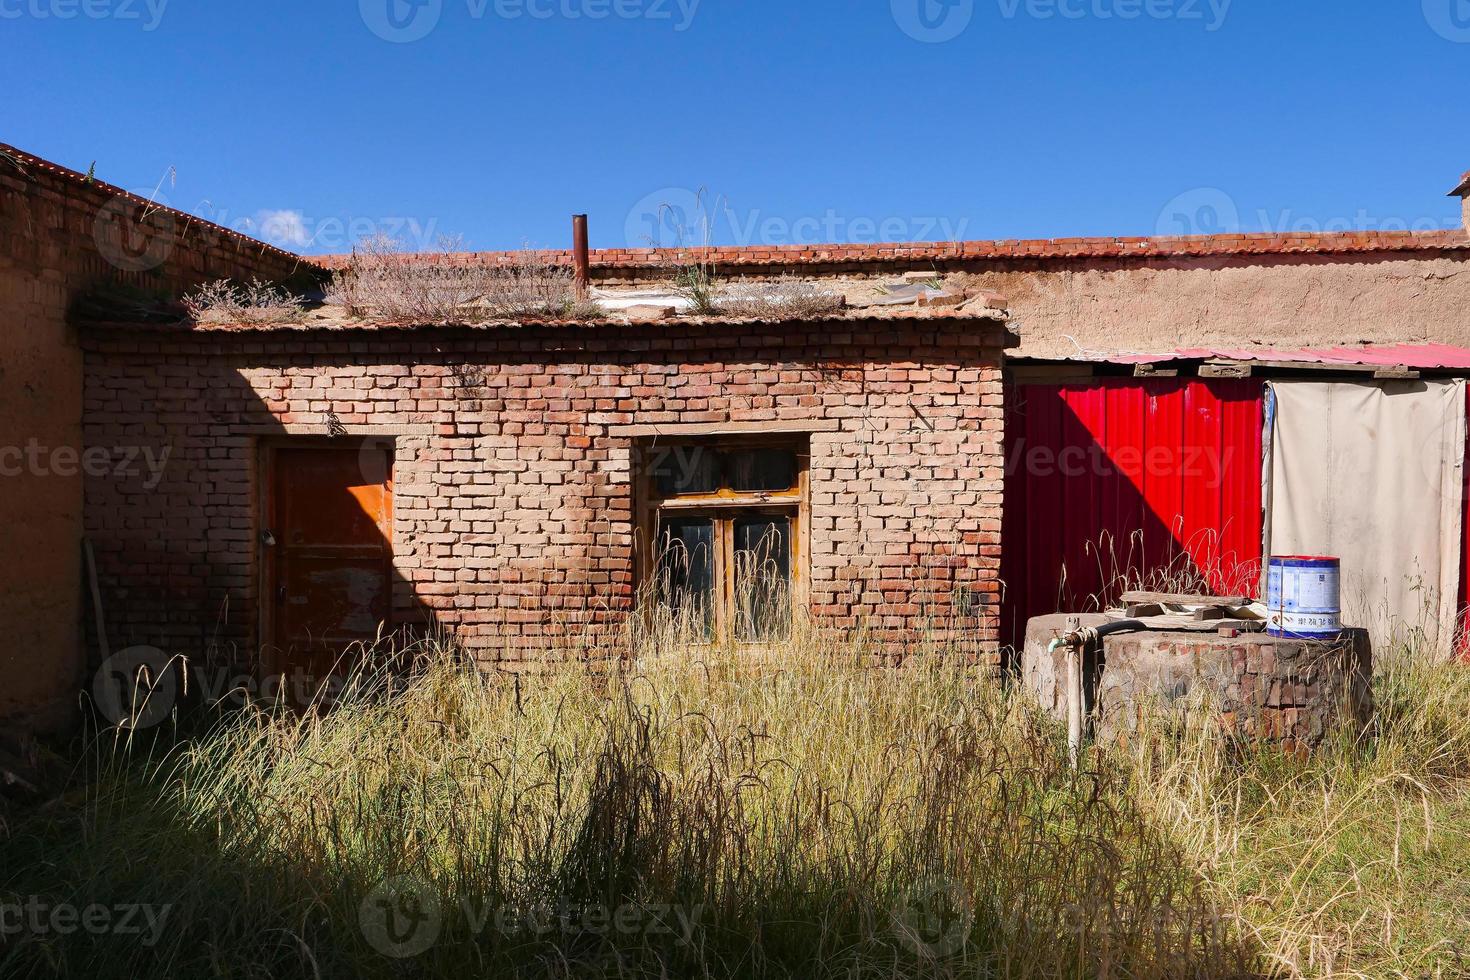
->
266;443;393;683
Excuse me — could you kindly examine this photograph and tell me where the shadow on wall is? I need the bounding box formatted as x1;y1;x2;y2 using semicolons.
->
0;142;320;732
999;378;1266;653
80;357;445;725
79;316;1011;720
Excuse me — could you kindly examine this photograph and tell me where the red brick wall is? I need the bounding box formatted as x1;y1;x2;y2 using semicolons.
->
0;143;312;729
80;319;1008;666
0;145;311;306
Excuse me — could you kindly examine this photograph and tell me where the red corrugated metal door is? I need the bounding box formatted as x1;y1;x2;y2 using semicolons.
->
1000;379;1265;649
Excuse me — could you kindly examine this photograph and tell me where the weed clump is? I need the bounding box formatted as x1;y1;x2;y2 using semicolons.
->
325;234;602;323
183;278;306;326
718;276;846;319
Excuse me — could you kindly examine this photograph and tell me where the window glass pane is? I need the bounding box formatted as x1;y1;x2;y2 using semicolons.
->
727;449;798;493
651;446;720;497
656;518;716;639
734;516;793;642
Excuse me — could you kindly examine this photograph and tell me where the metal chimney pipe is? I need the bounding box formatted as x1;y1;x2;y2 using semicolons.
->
572;214;590;298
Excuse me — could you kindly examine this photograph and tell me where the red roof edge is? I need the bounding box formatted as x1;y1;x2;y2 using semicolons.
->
1059;343;1470;372
0;141;318;268
315;229;1470;273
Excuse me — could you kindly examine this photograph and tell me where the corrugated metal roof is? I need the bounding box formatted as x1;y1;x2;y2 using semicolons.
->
1065;344;1470;371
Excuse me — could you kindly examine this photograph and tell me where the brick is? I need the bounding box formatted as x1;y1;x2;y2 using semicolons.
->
81;313;1010;665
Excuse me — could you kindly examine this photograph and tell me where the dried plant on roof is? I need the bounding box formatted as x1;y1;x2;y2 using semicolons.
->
182;278;306;326
324;234;488;322
673;260;720;315
717;276;846;319
325;234;600;323
479;248;602;320
645;189;723;315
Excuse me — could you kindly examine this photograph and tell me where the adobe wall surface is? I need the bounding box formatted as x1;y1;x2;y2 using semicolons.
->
80;319;1009;669
338;243;1470;361
0;151;307;730
959;253;1470;360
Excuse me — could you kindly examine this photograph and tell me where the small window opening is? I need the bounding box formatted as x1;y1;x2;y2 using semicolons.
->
640;437;806;644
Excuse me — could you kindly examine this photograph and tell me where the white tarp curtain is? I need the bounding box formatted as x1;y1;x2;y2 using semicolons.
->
1265;380;1466;655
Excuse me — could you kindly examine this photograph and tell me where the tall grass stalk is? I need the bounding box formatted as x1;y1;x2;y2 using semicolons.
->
1122;637;1470;978
1;635;1248;979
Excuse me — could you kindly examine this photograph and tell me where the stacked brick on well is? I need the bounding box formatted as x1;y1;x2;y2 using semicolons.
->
1023;614;1373;754
1097;630;1373;754
80;317;1011;666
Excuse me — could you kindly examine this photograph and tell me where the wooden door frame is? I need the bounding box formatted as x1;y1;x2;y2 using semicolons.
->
256;436;395;680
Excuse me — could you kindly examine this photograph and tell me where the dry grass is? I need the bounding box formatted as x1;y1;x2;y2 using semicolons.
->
1;634;1248;979
654;190;722;316
182;278;306;326
479;248;603;321
3;624;1469;978
1123;639;1470;978
325;235;601;323
1070;528;1263;611
716;276;846;319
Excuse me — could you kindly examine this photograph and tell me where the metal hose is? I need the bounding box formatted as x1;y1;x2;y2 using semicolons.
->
1049;619;1149;762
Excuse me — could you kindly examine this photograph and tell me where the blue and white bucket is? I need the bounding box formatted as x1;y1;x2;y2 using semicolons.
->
1266;556;1342;639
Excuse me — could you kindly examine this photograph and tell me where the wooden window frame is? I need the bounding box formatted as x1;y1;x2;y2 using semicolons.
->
634;434;811;645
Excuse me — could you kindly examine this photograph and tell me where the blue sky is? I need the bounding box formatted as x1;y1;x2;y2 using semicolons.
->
3;0;1468;253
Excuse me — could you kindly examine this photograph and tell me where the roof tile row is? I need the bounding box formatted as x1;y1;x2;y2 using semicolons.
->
316;229;1470;271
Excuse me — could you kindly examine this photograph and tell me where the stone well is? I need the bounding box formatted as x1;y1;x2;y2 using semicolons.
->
1023;614;1373;753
